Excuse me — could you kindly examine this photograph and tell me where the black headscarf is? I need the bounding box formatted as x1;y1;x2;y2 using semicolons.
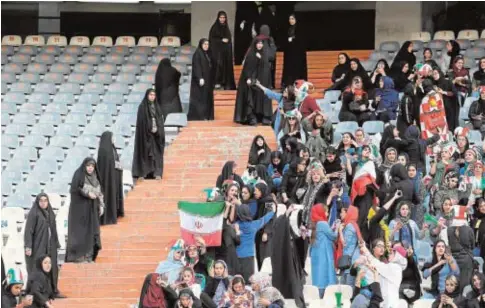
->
447;40;461;69
343;58;373;90
331;53;351;83
26;254;55;305
269;151;285;174
392;41;416;70
422;78;435;94
71;157;101;192
288;13;297;38
155;58;180;98
255;165;273;190
468;272;485;299
323;146;342;175
220;161;236;184
474;57;485;86
210;11;232;43
197;38;212;67
248;135;271;166
236;204;253;222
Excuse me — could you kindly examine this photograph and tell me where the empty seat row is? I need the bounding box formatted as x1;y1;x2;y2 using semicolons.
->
410;29;485;42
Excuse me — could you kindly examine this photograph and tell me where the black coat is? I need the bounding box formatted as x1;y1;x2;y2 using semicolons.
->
1;288;18;308
281;22;307;87
132;90;165;179
209;11;236;90
234;1;259;65
65;158;102;262
26;256;55;308
204;276;230;298
214;220;240;276
383;164;417;221
155;59;182;119
434;75;460;132
188;39;214;121
97;131;124;225
24;193;60;293
248;135;272;167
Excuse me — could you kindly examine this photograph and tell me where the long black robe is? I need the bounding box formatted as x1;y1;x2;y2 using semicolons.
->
247;134;272;167
281;19;307;87
65;157;102;262
391;41;416;71
234;2;259;65
256;25;277;88
341;58;374;91
1;286;18;308
215;161;245;189
234;39;273;124
433;72;460;132
188;39;214;121
389;61;412;92
331;53;350;84
24;193;60;293
271;215;305;308
26;255;55;308
254;183;274;270
214;219;240;275
155;58;182;119
132;89;165;179
97;131;124;225
209;11;236;90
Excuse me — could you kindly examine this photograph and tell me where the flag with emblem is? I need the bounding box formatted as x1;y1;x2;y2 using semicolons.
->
178;201;225;247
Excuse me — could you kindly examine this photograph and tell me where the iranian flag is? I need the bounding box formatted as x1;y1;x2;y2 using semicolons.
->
351;160;378;203
178;201;225;247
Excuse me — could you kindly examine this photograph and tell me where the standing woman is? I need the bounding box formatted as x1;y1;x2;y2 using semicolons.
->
24;193;62;297
66;157;104;263
188;38;214;121
391;41;416;71
132;89;165;181
154;58;182;119
209;11;236;90
233;39;273;126
431;68;460;132
281;14;307;88
97;131;124;225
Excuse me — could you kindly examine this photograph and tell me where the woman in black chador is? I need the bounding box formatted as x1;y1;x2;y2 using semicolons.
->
281;14;307;88
132;89;165;181
188;38;214;121
154;58;182;119
233;39;273;126
209;11;236;90
66;157;104;263
97;131;124;225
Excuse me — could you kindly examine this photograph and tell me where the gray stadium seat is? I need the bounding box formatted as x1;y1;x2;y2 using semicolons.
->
128;54;148;65
456;39;471;50
45;103;69;115
83;122;107;136
475;39;485;49
10;82;32;94
52;168;72;185
111;121;132;137
28;167;52;184
81;54;102;65
58;83;81;95
52;93;75;105
2;146;10;161
27;92;50;106
1;82;7;94
41;45;61;55
49;135;74;148
66;146;91;160
116;113;137;126
428;40;446;50
36;157;59;172
92;72;113;84
87;46;107;55
1;178;13;196
26;63;48;74
133;46;153;55
38;112;62;125
145;63;159;73
56;123;81;137
18;45;37;55
3;92;26;105
362;121;385;134
107;82;129;94
40;146;65;162
70;103;93;115
2;72;17;84
78;93;101;105
64;45;83;56
151;54;169;64
102;93;123;105
34;82;57;95
5;123;29;135
132;82;152;94
43;72;64;84
3;63;24;74
335;121;359;133
178;46;196;55
97;63;118;75
67;73;90;84
64;112;88;126
19;103;43;115
57;53;78;65
2;113;10;126
1;53;7;65
139;73;154;83
76;134;99;149
369;51;389;61
13;146;38;161
172;64;187;75
6;193;33;209
3;168;22;184
49;63;71;75
73;63;95;75
30;123;55;137
465;47;485;60
16;181;43;196
120;63;142;75
8;156;31;173
126;92;144;104
18;72;40;84
82;83;105;94
43;181;69;196
119;104;138;114
2;45;15;56
13;113;36;126
2;101;17;114
112;45;130;55
410;40;424;52
155;46;175;56
115;73;137;84
174;55;191;65
95;103;118;115
164;113;188;127
112;133;126;149
11;53;31;65
469;130;483;144
34;53;55;65
90;112;113;126
104;53;124;65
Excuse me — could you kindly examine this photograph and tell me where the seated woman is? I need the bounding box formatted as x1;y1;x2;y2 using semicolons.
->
280;157;308;205
282;137;302;167
216;161;245;190
221;276;254;307
277;110;306;151
472;57;485;92
156;239;186;284
465;272;485;308
388;202;425;252
266;151;288;192
336;132;357;161
185;239;210;279
431;275;466;308
168;267;203;299
422;48;439;68
248;135;272;169
138;273;178;308
302;110;333;159
341;58;374;92
330;53;351;88
339;85;372;126
422;240;460;299
249;272;285;308
26;255;55;308
370;58;391;88
175;288;203;308
389;61;414;92
322;146;343;182
202;260;230;308
373;76;399;123
2;268;33;308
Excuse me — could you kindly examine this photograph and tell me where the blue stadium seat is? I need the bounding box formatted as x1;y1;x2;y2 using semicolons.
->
58;83;81;95
1;177;13;196
36;156;59;171
81;54;102;65
164;113;188;127
87;46;107;55
16;180;43;197
115;73;137;84
43;72;64;84
67;146;91;159
1;53;7;65
145;63;159;73
57;53;78;65
172;63;188;75
95;104;118;115
1;82;7;94
83;83;105;95
73;63;95;75
52;93;75;105
49;135;74;148
76;134;99;149
64;112;88;126
8;156;31;173
34;82;57;94
111;45;130;55
2;101;18;114
67;73;90;84
102;93;124;105
475;39;485;49
19;103;43;115
49;63;71;75
52;168;72;185
2;45;15;56
132;83;152;94
116;113;137;126
107;82;130;94
28;167;52;184
34;53;55;65
104;53;124;65
28;92;51;106
335;121;359;133
30;123;55;137
133;46;153;55
91;73;113;85
70;103;93;115
369;51;389;61
5;123;29;136
2;113;11;126
13;146;38;161
125;92;144;105
41;45;61;55
112;133;126;149
469;130;483;144
11;53;31;65
38;112;62;125
4;92;26;106
2;146;11;161
2;168;22;184
56;123;81;137
10;82;32;94
97;63;118;75
40;146;65;162
6;193;34;209
3;63;24;74
362;121;385;135
12;113;36;126
18;45;37;55
174;55;191;65
83;122;107;136
138;73;154;84
111;121;132;137
323;90;341;103
78;93;101;105
119;104;138;114
90;112;113;126
128;54;148;65
43;181;69;196
64;45;83;56
120;63;142;75
18;72;40;84
2;72;17;84
45;103;69;115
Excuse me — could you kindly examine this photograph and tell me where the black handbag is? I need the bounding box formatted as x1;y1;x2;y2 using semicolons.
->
337;242;358;270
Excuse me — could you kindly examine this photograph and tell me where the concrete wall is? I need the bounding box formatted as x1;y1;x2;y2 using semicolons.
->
375;1;422;48
295;1;376;12
190;1;236;47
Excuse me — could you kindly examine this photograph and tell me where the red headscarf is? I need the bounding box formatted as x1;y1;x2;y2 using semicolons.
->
142;274;167;308
335;206;362;266
311;204;328;222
